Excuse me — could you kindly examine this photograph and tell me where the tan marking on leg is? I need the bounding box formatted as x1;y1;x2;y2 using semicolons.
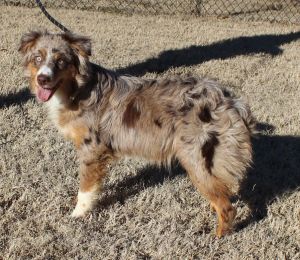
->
72;151;114;217
210;198;237;238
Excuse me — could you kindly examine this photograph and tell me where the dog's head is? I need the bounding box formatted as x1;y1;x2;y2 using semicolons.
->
19;31;91;102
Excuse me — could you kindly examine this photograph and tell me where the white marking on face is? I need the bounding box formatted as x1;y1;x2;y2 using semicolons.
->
71;187;99;218
38;65;53;77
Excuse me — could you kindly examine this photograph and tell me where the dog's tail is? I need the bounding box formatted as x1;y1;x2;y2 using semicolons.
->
232;97;257;135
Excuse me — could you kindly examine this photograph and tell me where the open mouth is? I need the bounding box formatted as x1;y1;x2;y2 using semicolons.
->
36;82;60;102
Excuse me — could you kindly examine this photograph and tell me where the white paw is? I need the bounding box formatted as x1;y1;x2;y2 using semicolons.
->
71;204;89;218
71;190;97;218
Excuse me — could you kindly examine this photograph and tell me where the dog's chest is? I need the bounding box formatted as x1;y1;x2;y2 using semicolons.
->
46;95;62;125
46;96;88;148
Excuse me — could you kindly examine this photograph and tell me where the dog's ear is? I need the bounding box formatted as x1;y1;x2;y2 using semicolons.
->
61;32;92;57
18;31;42;54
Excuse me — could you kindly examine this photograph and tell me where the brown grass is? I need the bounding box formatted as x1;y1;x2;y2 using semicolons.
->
1;0;300;23
0;5;300;259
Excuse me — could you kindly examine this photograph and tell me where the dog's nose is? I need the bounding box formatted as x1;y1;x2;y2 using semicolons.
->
37;74;51;86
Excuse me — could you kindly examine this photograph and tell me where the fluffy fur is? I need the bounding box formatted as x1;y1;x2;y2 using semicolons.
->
19;31;256;237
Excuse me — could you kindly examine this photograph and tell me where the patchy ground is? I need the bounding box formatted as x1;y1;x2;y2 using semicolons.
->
0;5;300;259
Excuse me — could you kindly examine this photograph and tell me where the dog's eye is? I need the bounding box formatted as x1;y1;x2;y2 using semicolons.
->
34;56;42;64
57;59;66;68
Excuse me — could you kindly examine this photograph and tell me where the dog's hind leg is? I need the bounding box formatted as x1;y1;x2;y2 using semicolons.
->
71;150;114;218
208;188;237;238
202;177;237;238
178;154;236;238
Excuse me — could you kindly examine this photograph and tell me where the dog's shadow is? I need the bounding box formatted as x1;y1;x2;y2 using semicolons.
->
237;125;300;229
99;162;185;209
97;122;300;230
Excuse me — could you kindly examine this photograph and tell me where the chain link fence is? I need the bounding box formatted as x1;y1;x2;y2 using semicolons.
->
2;0;300;23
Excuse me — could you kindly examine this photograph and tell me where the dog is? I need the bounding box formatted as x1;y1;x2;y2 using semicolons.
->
19;31;255;237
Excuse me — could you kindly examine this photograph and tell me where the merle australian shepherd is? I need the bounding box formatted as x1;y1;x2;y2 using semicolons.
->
19;31;256;237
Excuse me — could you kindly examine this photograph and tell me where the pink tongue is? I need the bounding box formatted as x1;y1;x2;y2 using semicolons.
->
37;87;54;102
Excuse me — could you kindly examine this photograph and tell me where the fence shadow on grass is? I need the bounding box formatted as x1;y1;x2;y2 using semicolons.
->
117;31;300;76
98;122;300;231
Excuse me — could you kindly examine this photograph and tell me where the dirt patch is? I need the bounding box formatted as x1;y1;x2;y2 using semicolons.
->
0;5;300;259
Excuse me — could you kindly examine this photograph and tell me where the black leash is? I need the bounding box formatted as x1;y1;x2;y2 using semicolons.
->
35;0;70;32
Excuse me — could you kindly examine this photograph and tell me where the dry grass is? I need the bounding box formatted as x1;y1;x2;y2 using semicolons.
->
0;5;300;259
1;0;300;23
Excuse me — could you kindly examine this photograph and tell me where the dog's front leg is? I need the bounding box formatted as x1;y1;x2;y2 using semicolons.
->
71;150;114;218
